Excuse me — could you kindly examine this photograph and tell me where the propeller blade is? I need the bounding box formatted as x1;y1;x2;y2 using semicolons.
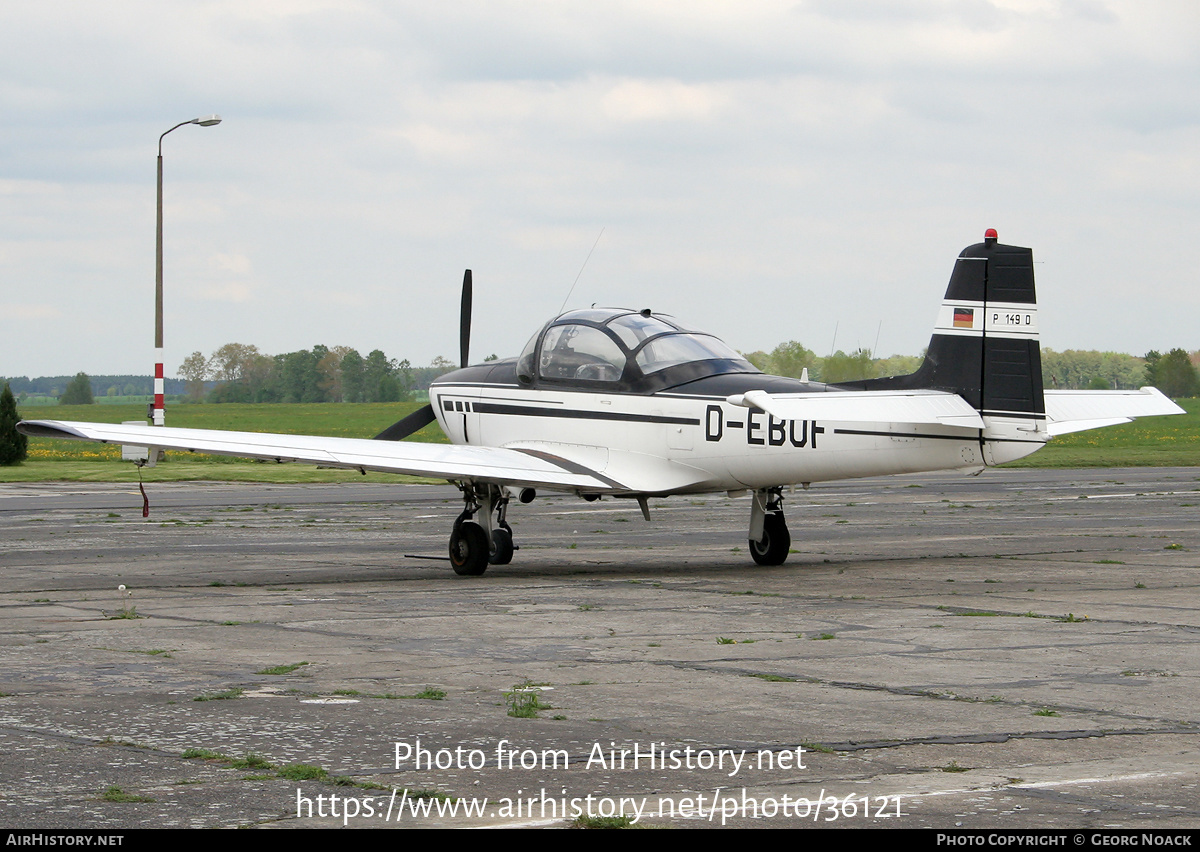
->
460;269;472;369
373;403;437;441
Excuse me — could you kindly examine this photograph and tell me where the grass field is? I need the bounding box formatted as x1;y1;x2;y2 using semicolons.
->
4;402;447;484
1003;397;1200;468
3;399;1197;483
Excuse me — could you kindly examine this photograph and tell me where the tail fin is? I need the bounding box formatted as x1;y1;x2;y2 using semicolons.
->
854;229;1044;420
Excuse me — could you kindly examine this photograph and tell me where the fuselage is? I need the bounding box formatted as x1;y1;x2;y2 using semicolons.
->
429;359;1035;497
426;306;1048;497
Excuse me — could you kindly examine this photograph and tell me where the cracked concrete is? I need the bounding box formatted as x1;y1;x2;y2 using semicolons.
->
0;467;1198;828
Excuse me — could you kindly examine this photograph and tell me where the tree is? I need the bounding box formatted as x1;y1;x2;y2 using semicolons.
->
396;359;413;399
1043;348;1147;390
317;345;354;402
873;352;923;379
363;350;396;403
59;373;95;405
210;343;262;383
768;340;817;379
0;382;28;465
207;343;278;402
341;349;364;402
821;349;875;383
1147;349;1200;398
742;350;772;373
178;351;210;403
277;348;323;403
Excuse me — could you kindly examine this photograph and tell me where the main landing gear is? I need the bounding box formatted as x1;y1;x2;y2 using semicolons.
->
748;486;790;566
448;484;517;576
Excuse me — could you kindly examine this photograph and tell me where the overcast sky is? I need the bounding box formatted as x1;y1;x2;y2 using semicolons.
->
3;1;1198;379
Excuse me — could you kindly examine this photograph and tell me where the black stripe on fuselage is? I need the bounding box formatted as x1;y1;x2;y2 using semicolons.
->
512;448;626;491
833;427;1044;445
472;402;700;426
832;428;973;441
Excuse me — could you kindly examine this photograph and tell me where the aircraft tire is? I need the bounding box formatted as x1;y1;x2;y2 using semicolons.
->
749;513;790;566
450;522;490;576
489;528;514;565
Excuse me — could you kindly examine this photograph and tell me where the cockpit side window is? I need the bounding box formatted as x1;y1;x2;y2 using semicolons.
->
538;324;626;383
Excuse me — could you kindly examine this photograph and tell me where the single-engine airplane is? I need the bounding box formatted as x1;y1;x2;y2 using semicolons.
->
19;230;1184;575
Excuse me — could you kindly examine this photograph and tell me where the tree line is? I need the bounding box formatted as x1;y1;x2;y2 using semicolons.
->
175;343;468;404
1;374;186;400
742;342;1200;398
6;343;1198;407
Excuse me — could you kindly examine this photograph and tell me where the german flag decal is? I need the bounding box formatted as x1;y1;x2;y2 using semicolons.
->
953;307;974;328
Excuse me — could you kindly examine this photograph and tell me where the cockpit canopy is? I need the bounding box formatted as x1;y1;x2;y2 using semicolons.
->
516;308;758;393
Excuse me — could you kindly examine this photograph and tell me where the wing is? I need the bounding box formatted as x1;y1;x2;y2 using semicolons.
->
1043;387;1185;436
725;388;987;430
17;420;633;492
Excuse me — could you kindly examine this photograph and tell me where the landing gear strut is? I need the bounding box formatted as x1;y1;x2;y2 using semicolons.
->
748;487;790;566
448;484;518;575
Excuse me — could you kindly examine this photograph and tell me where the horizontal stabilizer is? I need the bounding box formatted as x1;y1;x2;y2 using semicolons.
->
725;389;986;430
1043;388;1185;436
17;420;629;493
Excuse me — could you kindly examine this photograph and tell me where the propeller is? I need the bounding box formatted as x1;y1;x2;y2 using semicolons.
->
373;403;436;441
460;269;472;369
374;269;473;442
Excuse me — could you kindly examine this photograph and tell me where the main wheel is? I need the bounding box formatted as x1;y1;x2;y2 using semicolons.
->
749;513;791;566
489;528;514;565
449;522;490;576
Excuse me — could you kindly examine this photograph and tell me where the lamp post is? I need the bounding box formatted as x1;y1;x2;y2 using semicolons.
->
153;114;222;426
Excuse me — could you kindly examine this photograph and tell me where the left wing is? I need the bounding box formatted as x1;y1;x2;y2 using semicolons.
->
17;420;629;492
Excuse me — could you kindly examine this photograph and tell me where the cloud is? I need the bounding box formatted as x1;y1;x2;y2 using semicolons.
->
600;79;729;123
1;1;1197;375
9;304;61;320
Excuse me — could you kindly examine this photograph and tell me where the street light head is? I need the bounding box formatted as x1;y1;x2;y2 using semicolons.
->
193;114;222;127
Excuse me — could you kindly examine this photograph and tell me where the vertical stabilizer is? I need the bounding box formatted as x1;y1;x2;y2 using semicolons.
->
854;229;1044;418
848;230;1046;464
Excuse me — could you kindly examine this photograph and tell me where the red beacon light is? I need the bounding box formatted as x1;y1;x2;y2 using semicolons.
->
984;228;998;245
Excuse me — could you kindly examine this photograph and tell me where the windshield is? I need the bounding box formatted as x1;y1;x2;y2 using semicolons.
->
634;333;746;375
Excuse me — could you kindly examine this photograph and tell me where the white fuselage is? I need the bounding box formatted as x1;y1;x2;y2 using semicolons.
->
429;381;1045;495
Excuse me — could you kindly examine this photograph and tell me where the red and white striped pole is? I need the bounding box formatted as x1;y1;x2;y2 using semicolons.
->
153;115;221;427
152;351;165;426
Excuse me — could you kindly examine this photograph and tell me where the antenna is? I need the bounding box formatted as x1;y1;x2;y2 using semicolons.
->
559;228;605;314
